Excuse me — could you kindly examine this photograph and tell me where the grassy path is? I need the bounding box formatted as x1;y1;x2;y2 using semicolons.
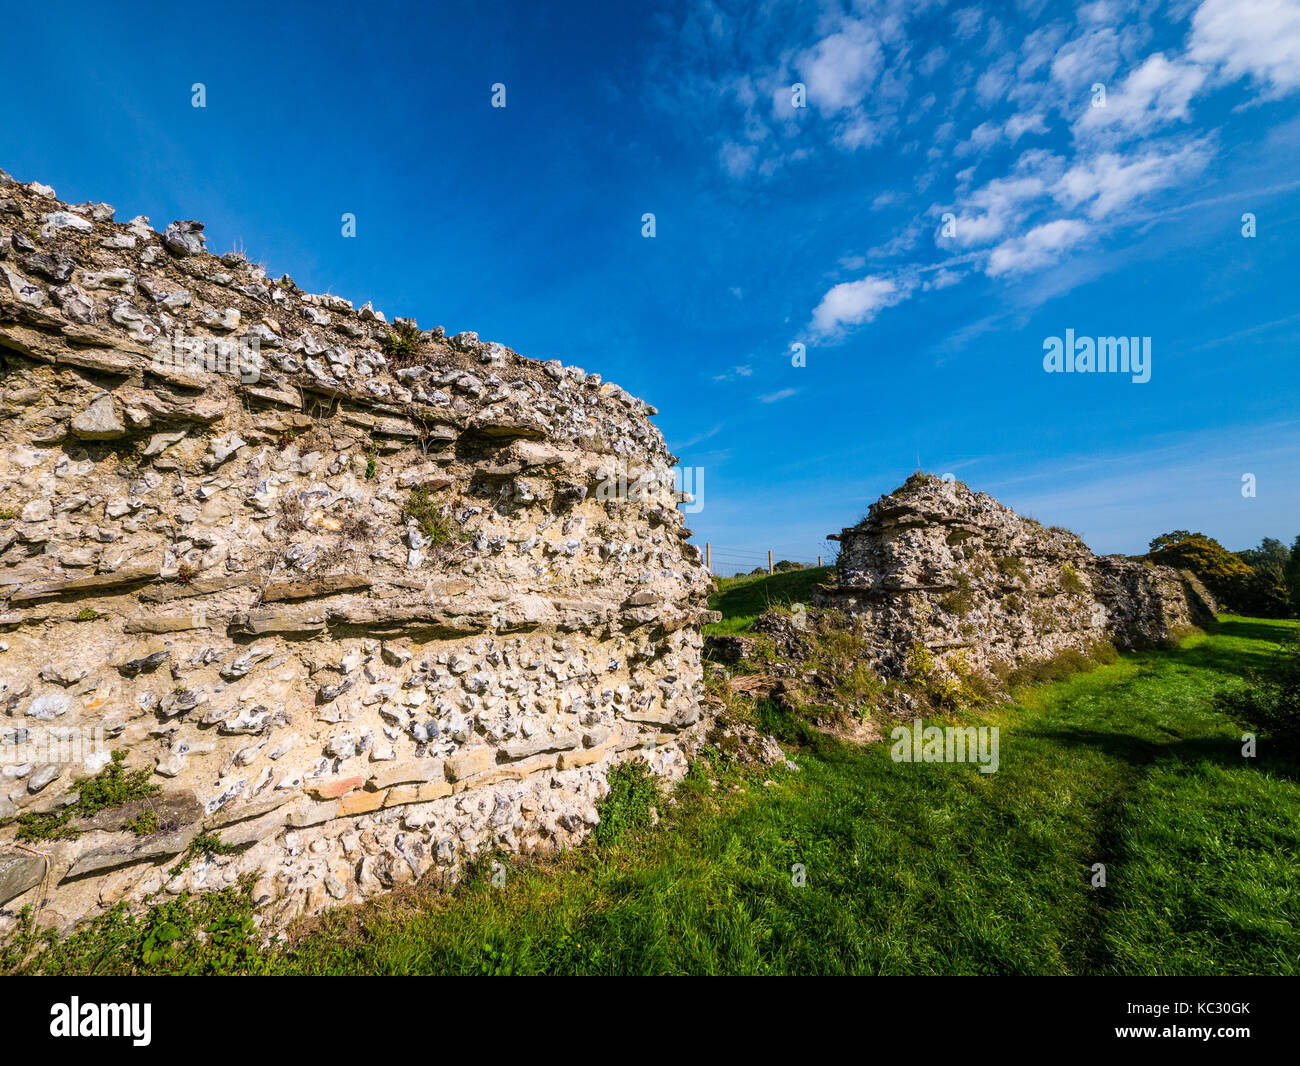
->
267;616;1300;975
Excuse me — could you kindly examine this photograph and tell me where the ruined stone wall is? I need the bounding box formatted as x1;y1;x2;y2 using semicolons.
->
816;475;1216;680
0;170;712;933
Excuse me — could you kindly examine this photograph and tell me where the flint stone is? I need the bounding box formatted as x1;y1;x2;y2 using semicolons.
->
0;853;47;905
41;211;92;235
117;647;171;677
64;826;199;880
162;220;205;257
71;394;127;440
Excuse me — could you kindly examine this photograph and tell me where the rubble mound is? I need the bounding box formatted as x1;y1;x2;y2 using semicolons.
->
816;474;1216;680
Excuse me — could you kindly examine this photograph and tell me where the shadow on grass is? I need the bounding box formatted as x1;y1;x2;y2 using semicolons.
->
1140;616;1298;680
1206;616;1297;644
1023;728;1288;776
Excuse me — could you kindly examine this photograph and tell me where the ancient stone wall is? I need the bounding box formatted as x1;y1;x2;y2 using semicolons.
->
816;475;1217;680
0;170;712;933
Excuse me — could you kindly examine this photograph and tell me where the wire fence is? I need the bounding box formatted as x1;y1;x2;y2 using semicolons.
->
699;543;835;577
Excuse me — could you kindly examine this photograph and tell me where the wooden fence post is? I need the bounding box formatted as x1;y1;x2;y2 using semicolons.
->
768;550;773;575
705;542;711;572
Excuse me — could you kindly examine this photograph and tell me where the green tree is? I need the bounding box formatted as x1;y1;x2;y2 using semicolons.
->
1148;530;1197;553
1144;531;1254;612
1237;567;1290;618
1287;536;1300;617
1237;537;1288;572
1236;537;1292;617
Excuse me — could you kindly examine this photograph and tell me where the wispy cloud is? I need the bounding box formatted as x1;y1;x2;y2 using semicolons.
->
988;422;1300;553
670;423;724;451
756;0;1300;343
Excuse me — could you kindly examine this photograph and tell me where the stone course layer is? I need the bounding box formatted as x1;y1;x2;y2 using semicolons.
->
0;170;712;933
816;475;1217;680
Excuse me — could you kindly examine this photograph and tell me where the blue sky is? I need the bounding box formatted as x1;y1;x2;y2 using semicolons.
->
4;0;1298;569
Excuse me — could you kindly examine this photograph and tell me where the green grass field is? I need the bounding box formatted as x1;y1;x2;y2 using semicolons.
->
8;608;1297;975
705;566;834;634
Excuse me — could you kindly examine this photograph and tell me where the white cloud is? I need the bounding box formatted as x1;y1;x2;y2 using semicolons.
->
1189;0;1300;95
655;3;926;183
918;45;948;77
955;111;1049;158
809;274;911;336
951;7;984;42
1053;140;1211;218
1050;27;1121;91
940;149;1066;247
796;19;884;113
1078;0;1123;24
1075;53;1207;137
1017;23;1069;82
955;120;1004;157
836;114;886;150
673;0;1300;333
718;140;758;178
1006;111;1049;140
759;388;798;403
985;218;1090;276
868;225;923;260
946;209;1010;246
975;54;1016;105
924;268;964;290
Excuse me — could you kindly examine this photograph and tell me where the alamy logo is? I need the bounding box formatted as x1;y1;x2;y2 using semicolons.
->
594;458;704;514
1042;330;1150;383
50;998;151;1046
1;724;107;765
890;718;1000;773
151;330;262;384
